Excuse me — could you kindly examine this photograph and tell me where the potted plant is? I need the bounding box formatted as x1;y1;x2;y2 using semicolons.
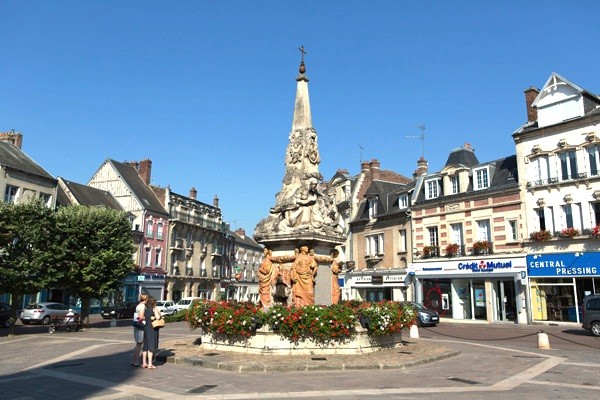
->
591;225;600;239
473;240;490;255
422;246;438;258
529;230;552;242
559;227;580;238
445;243;460;257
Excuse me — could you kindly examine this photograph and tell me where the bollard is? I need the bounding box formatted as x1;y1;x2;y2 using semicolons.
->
409;324;420;339
110;317;117;328
537;331;550;349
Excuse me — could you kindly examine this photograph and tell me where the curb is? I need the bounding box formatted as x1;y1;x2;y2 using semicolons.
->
157;349;461;373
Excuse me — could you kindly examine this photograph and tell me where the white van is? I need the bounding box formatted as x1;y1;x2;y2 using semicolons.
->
175;297;199;312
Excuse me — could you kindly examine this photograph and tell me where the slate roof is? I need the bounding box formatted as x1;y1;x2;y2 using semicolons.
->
354;180;406;221
57;178;124;210
444;146;479;168
230;230;262;249
0;141;56;181
107;159;167;215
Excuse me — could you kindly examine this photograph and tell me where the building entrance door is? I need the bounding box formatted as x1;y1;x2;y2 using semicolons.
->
496;280;516;321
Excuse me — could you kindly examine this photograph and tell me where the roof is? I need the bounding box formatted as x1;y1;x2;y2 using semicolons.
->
230;230;263;250
57;178;124;210
444;146;479;168
108;159;167;215
354;180;406;221
0;141;56;181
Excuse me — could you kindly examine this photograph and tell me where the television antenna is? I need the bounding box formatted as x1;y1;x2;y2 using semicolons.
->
358;144;364;163
406;125;426;159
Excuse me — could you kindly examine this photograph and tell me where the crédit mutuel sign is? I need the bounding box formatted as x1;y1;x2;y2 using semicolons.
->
527;253;600;277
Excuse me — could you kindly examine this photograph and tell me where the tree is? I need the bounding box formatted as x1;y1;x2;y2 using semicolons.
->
0;199;59;333
55;206;135;323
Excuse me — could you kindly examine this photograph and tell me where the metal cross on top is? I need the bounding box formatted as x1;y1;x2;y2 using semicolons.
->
299;45;307;63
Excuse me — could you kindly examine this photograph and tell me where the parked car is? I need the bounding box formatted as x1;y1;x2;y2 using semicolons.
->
100;301;137;319
175;297;199;312
582;294;600;336
20;302;71;325
156;300;177;316
0;302;13;328
402;302;440;327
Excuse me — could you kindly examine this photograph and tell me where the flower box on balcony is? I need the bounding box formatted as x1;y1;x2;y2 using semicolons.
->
529;230;552;242
559;227;580;238
422;246;439;259
472;240;491;255
591;225;600;239
445;243;460;257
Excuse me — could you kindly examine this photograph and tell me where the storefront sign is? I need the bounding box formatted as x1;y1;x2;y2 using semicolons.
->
458;260;513;272
371;275;383;284
527;253;600;277
410;257;523;275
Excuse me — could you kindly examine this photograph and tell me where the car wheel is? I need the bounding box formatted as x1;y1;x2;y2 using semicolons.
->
42;316;51;325
22;320;30;325
117;313;123;319
591;321;600;337
2;319;10;328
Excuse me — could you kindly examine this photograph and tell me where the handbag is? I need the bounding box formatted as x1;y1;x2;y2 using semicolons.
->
151;318;165;329
132;320;145;330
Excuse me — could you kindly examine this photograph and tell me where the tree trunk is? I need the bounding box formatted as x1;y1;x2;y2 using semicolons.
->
8;292;23;336
80;295;91;328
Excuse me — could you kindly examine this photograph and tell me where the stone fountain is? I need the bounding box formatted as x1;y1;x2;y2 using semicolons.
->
254;48;346;308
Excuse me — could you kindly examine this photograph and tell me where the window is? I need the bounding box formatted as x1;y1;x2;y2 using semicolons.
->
365;233;383;257
398;229;407;252
474;167;489;190
450;175;460;194
531;155;550;184
399;194;408;209
146;220;154;238
508;219;518;241
450;223;463;245
477;220;491;241
559;150;578;180
536;208;546;231
560;203;582;231
425;179;440;199
155;248;162;267
145;247;152;267
427;226;439;247
4;185;18;203
39;193;51;207
157;222;164;240
588;146;600;176
593;203;600;226
368;198;378;218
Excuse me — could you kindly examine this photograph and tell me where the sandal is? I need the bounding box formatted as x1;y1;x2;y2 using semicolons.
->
141;365;148;368
147;365;157;369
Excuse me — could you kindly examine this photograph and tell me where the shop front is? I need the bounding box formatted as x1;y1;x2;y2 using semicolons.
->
410;256;527;324
345;269;411;302
527;252;600;324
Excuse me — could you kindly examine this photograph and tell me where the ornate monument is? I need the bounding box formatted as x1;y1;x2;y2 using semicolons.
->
254;46;345;307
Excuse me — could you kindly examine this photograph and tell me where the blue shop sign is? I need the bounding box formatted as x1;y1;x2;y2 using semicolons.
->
527;253;600;277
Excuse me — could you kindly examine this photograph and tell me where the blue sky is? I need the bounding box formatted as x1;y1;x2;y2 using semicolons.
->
1;1;599;233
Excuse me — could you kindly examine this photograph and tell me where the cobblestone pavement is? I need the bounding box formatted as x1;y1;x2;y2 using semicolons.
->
0;317;598;399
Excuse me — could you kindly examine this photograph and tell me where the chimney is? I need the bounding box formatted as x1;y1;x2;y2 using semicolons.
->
369;159;381;181
189;187;197;200
413;157;428;179
464;142;472;150
138;159;152;185
0;130;23;149
213;194;219;208
128;161;139;171
524;86;539;122
235;228;246;238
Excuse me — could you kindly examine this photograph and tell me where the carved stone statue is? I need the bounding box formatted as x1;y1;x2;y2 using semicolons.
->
330;249;342;304
257;248;277;309
290;246;318;307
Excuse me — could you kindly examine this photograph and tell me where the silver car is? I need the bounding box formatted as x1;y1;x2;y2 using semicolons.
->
156;300;177;316
20;302;70;325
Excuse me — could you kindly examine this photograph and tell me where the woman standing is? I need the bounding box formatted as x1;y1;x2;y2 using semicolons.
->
131;293;147;367
141;296;162;369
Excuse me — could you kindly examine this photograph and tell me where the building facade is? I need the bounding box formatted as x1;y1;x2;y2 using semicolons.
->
409;144;528;324
513;73;600;323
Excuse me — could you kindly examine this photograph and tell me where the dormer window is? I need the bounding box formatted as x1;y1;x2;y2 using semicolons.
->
399;194;408;209
473;167;490;190
425;178;440;199
368;198;378;218
450;175;460;194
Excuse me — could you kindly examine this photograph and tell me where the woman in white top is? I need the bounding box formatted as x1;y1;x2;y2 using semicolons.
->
131;293;148;367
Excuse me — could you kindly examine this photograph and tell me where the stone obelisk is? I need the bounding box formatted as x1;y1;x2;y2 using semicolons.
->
254;47;345;307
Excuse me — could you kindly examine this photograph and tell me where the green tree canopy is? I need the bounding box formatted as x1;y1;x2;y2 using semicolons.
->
55;206;135;320
0;199;59;328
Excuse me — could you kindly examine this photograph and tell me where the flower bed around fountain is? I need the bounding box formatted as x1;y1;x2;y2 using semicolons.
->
187;300;416;355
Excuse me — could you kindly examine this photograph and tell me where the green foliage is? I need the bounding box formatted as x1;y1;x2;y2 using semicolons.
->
163;309;188;323
0;199;59;296
187;301;417;342
54;206;135;301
